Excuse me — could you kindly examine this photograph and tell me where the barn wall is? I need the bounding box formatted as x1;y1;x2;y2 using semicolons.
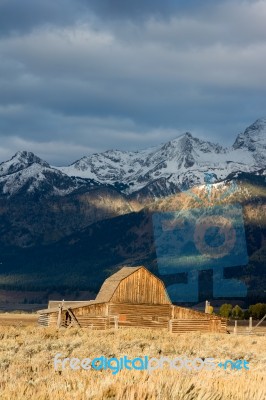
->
48;312;58;327
110;269;171;304
108;303;171;328
73;303;107;317
75;317;107;329
59;304;107;328
170;318;227;334
66;315;108;329
172;306;215;320
170;306;227;333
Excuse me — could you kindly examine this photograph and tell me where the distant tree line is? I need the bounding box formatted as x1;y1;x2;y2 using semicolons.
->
219;303;266;319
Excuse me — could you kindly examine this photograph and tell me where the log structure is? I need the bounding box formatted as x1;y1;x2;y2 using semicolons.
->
37;266;227;333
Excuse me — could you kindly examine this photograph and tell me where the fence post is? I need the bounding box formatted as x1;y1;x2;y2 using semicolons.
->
114;316;118;329
57;303;62;329
233;320;237;334
169;319;172;333
249;317;252;330
250;313;266;332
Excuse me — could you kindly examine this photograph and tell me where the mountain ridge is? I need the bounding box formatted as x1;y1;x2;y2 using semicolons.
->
0;118;265;200
58;118;266;194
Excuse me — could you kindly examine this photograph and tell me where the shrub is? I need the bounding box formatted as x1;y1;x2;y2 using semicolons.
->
248;303;266;320
231;305;244;320
219;303;233;318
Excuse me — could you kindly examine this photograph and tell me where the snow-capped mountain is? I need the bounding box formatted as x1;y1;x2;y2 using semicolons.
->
58;119;266;195
0;150;105;198
0;119;265;199
233;118;266;165
0;150;49;177
0;150;134;247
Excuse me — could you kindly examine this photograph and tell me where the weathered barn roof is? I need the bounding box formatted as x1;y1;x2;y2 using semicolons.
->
37;300;105;314
48;300;89;309
95;266;146;303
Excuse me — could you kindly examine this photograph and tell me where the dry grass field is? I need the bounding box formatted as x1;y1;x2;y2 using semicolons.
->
0;315;265;400
0;313;38;326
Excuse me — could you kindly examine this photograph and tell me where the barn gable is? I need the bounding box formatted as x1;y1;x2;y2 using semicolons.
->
96;266;171;304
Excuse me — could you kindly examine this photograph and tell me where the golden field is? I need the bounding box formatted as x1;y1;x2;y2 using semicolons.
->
0;317;265;400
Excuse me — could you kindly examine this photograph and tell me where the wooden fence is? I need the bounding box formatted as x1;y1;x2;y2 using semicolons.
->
230;315;266;336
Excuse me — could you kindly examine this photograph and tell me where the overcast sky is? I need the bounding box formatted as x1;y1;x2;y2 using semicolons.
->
0;0;266;165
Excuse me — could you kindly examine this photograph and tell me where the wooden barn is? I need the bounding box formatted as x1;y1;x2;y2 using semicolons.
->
37;266;227;333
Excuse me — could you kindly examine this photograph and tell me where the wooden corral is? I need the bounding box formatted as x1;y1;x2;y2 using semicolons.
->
37;266;227;333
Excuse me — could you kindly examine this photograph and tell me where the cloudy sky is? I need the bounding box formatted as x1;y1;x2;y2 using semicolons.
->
0;0;266;165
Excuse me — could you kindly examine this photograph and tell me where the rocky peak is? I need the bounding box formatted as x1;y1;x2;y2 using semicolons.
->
0;150;49;177
233;119;266;150
232;119;266;166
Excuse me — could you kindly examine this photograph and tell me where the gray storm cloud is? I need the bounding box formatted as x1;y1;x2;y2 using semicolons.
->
0;0;265;164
